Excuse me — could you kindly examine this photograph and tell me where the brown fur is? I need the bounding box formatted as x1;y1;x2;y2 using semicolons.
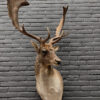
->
32;43;63;100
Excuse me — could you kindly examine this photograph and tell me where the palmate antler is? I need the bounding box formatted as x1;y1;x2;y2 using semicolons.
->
7;0;68;44
7;0;50;43
49;6;68;44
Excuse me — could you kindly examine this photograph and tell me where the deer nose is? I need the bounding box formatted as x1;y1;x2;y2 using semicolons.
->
56;60;61;65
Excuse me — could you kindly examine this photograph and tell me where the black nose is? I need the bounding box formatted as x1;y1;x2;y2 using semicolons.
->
56;60;61;65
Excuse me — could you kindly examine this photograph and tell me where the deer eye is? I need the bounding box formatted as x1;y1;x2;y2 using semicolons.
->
42;49;48;56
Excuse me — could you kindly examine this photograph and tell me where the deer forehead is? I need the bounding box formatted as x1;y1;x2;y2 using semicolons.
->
41;44;53;50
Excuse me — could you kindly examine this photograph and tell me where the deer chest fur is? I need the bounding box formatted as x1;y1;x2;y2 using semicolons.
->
36;67;63;100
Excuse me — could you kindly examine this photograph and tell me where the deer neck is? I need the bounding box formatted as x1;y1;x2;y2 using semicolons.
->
35;57;54;76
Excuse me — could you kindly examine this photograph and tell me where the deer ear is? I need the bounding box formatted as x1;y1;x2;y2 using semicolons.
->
54;46;59;51
31;40;39;52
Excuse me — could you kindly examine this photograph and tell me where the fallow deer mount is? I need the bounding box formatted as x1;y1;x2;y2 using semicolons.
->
7;0;69;100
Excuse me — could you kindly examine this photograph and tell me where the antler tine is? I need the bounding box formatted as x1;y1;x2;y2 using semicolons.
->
42;27;50;43
21;25;41;42
7;0;41;43
49;6;68;44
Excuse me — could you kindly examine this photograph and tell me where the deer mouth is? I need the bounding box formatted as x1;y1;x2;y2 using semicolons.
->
54;60;61;66
53;62;61;66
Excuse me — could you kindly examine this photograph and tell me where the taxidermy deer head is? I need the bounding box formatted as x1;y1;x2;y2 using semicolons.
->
7;0;69;100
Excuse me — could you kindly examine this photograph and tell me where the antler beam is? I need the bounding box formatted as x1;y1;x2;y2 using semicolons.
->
7;0;50;43
49;6;68;44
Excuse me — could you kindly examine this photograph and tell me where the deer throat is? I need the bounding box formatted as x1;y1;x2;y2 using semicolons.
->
35;59;54;76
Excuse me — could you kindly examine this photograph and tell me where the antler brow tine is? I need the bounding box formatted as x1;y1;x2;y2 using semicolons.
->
42;27;50;43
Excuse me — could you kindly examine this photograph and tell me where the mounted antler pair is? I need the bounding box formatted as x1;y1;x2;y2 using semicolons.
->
7;0;69;100
7;0;68;44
